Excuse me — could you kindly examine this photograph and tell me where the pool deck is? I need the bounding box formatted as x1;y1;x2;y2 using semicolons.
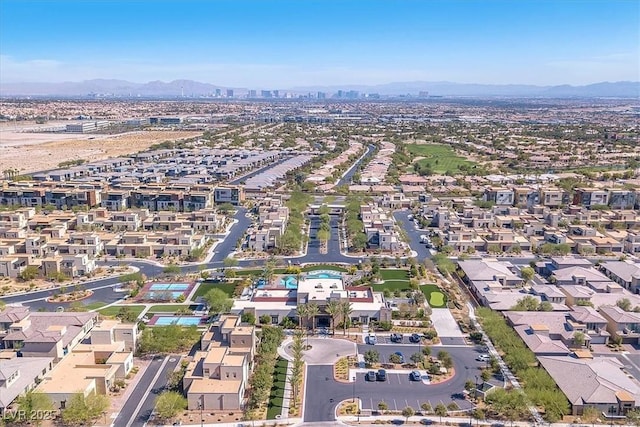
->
147;314;207;326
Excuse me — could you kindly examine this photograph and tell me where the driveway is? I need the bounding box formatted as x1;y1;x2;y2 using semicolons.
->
430;308;464;339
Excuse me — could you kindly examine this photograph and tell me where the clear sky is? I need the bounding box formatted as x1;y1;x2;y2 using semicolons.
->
0;0;638;87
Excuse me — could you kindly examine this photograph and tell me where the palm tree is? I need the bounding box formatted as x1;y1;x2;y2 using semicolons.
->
297;303;309;330
307;303;319;335
325;300;340;335
340;300;353;336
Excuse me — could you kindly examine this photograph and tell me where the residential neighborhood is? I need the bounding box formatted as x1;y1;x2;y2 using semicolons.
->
0;97;638;427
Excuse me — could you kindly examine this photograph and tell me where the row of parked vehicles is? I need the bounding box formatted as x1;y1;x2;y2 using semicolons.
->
365;369;425;382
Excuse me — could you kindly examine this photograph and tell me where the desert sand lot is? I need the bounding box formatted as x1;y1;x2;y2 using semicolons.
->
0;122;202;174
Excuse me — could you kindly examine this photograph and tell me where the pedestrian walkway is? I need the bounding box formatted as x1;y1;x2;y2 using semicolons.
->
467;302;543;425
430;308;465;338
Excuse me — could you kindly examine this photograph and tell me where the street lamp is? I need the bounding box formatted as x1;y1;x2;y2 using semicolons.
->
357;396;361;422
475;375;479;400
352;375;356;403
199;394;204;427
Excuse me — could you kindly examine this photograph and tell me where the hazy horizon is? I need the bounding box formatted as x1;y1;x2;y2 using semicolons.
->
1;0;638;87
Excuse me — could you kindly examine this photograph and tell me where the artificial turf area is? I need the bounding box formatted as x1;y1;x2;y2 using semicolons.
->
266;357;289;419
421;284;447;308
379;269;410;280
406;143;476;175
193;282;235;298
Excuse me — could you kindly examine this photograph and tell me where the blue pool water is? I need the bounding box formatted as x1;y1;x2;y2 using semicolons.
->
279;276;298;289
153;316;202;326
306;271;341;280
149;283;189;291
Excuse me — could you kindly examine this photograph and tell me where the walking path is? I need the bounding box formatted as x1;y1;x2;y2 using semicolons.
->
467;302;543;425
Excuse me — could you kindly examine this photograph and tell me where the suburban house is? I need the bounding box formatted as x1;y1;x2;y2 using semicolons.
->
0;352;54;412
538;355;640;416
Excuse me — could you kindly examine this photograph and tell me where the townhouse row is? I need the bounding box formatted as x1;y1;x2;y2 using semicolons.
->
0;182;245;212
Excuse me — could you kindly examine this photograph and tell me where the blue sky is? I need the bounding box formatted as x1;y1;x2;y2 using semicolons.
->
0;0;638;87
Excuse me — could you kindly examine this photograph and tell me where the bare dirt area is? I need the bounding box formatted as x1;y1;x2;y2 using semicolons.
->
0;124;202;174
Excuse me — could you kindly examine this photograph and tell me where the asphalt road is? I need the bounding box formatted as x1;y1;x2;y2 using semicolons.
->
114;354;182;427
336;144;376;187
304;343;487;422
393;211;433;261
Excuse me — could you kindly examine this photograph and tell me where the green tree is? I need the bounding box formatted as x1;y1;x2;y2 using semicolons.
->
627;408;640;427
15;392;54;426
410;352;424;366
520;266;535;284
511;295;540;311
538;301;554;311
617;298;633;311
434;403;448;423
19;265;40;281
340;300;353;335
155;391;187;421
421;402;432;414
438;350;453;369
581;406;600;427
377;401;388;413
223;256;238;268
297;303;309;330
116;306;138;322
163;264;181;275
573;331;586;347
307;302;319;334
61;393;110;426
325;300;340;335
364;349;380;366
389;353;403;364
204;288;233;315
402;406;415;422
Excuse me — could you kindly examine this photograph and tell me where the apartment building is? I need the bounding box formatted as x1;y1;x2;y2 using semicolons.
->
183;315;255;411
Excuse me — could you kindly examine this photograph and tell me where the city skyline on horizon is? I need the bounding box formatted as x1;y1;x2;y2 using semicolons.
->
1;0;638;87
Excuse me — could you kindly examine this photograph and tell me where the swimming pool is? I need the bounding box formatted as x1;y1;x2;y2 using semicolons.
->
149;283;190;291
306;271;342;280
279;276;298;289
152;316;203;326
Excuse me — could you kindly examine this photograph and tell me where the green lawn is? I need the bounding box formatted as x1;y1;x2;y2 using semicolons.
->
301;265;347;272
421;284;447;308
146;304;198;314
266;357;289;419
379;269;409;281
192;282;235;298
372;280;412;292
85;301;108;310
98;305;146;318
406;143;476;174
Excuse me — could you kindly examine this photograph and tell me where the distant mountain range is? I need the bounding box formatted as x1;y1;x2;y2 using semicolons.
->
1;79;638;98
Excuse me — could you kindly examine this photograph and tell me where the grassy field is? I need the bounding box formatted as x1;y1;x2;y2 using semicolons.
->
146;304;199;314
98;305;146;318
380;269;409;280
406;143;476;174
421;284;447;308
85;301;108;310
193;282;235;298
372;280;411;292
266;357;289;419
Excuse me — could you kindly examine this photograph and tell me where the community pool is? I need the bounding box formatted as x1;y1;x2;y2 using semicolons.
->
149;283;190;291
306;271;342;280
279;276;298;289
151;315;204;326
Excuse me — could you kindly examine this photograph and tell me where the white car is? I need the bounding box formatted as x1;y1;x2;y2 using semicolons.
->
476;354;491;362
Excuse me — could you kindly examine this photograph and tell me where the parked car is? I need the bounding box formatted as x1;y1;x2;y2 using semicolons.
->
367;334;377;345
366;370;377;382
409;333;421;343
376;369;387;381
390;333;403;343
476;354;491;362
393;351;405;364
410;370;421;381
